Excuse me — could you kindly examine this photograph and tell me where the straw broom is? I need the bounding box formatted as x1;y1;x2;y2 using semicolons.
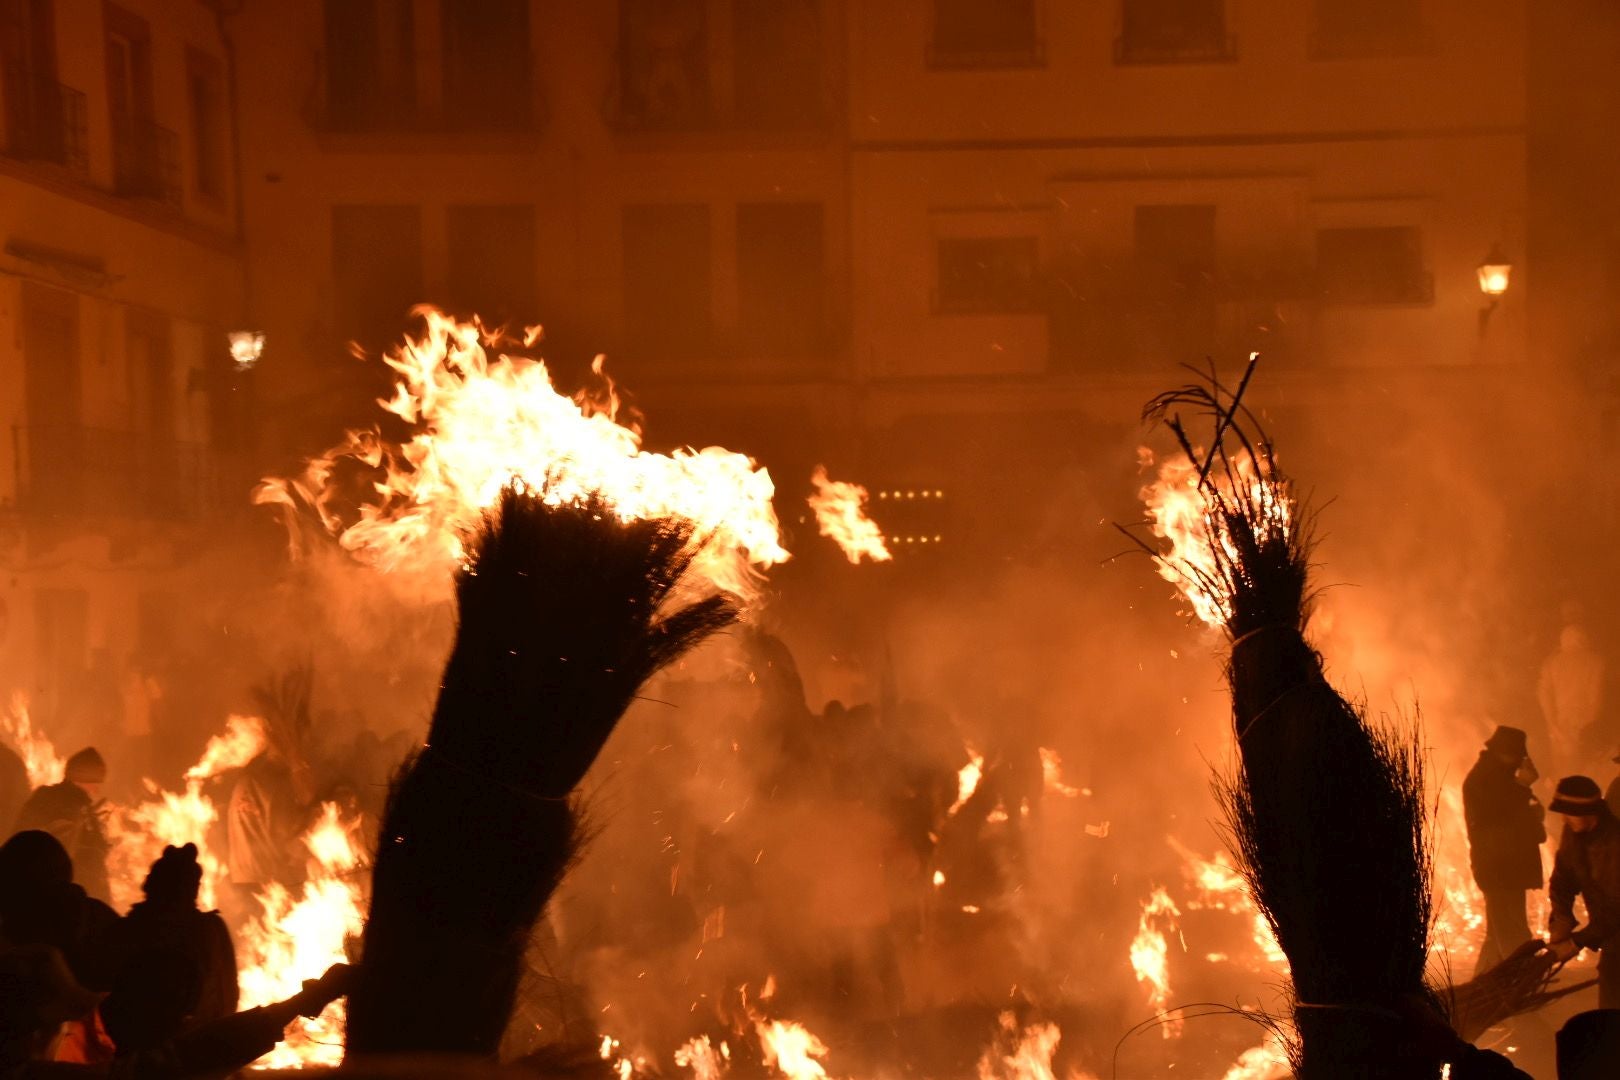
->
1135;374;1450;1077
344;483;737;1059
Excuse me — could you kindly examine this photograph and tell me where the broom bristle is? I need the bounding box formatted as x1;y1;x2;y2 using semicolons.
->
1145;374;1448;1074
346;484;739;1058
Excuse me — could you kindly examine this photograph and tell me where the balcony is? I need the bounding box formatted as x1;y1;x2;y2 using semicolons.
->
1;70;88;171
10;425;234;522
1115;31;1238;65
1047;262;1316;372
111;118;181;205
309;51;542;136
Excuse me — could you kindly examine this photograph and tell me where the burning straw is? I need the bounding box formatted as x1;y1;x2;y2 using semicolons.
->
343;484;738;1059
1130;367;1459;1075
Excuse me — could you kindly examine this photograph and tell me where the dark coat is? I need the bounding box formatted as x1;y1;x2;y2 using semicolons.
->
1549;809;1620;948
1463;751;1546;891
13;781;111;904
106;902;240;1041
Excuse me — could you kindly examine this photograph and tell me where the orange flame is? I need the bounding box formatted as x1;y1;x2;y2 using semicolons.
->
976;1013;1085;1080
1138;448;1291;628
255;310;787;602
0;693;64;788
806;467;891;565
184;714;267;781
1220;1034;1291;1080
105;779;230;913
948;749;985;817
1129;886;1185;1038
755;1019;830;1080
675;1035;728;1080
1167;837;1286;970
236;801;368;1068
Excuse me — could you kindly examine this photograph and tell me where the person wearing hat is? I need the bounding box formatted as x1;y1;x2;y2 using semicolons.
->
1606;747;1620;817
12;748;112;904
1546;774;1620;1007
1463;725;1548;977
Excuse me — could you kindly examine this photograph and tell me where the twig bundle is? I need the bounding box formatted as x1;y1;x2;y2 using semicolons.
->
1136;373;1439;1076
344;484;737;1059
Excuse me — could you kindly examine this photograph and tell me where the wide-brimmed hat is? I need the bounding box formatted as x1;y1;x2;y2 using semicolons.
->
1484;725;1529;758
1550;775;1606;816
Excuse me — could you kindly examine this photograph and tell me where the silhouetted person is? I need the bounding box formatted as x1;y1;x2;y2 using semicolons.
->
0;745;25;836
1556;1009;1620;1079
1547;776;1620;1007
0;831;118;991
1540;623;1606;777
0;940;351;1077
103;844;238;1052
0;942;104;1072
1464;725;1547;976
14;748;111;903
227;745;303;908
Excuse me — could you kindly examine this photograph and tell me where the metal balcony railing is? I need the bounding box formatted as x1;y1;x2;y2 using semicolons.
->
1;69;88;171
111;117;181;205
1114;30;1238;65
11;425;233;522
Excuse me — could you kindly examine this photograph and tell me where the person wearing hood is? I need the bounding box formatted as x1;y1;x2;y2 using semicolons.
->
1546;775;1620;1008
13;749;112;904
1463;725;1547;976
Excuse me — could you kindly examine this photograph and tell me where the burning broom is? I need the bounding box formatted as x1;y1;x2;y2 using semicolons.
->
1128;364;1533;1077
343;483;738;1059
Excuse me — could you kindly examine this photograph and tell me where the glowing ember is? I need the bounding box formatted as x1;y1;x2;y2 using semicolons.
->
1138;447;1291;628
236;801;368;1068
807;466;891;565
255;310;787;602
1130;886;1185;1037
184;714;267;780
0;693;64;787
756;1019;830;1080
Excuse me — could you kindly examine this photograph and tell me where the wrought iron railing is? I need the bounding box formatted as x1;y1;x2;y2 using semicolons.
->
1;69;88;171
110;117;181;205
11;425;234;521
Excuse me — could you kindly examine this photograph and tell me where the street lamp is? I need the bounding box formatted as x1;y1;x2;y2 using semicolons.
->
1477;245;1511;298
228;330;265;370
1476;245;1511;337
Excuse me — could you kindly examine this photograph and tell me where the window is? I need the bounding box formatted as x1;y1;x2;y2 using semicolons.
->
737;203;824;355
1312;0;1430;59
617;0;708;129
929;0;1040;69
323;0;415;130
20;280;80;510
442;0;532;130
1135;204;1216;283
34;588;88;686
936;237;1040;314
185;47;226;201
733;0;821;128
1117;0;1231;64
446;205;538;327
331;205;424;349
622;204;712;356
1;0;85;168
105;3;175;201
1316;226;1432;304
126;308;177;511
